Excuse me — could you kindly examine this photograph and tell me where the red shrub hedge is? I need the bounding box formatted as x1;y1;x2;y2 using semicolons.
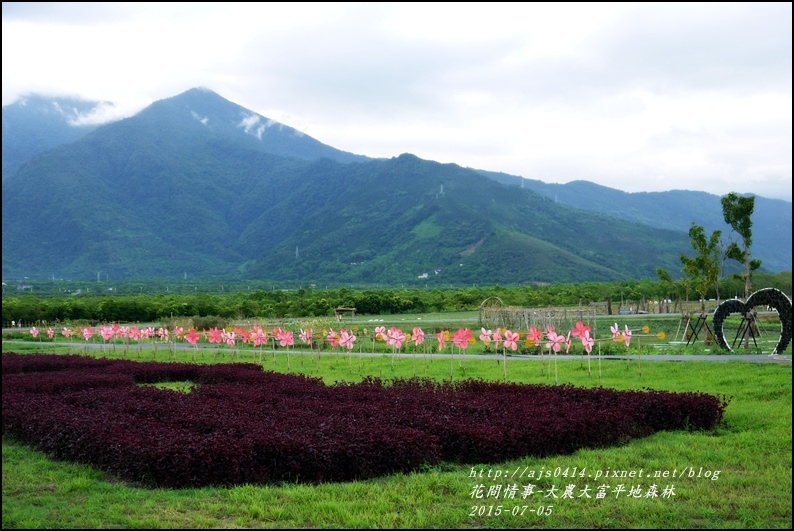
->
2;353;729;488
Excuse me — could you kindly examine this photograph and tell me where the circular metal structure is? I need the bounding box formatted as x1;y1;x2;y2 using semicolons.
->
712;288;792;354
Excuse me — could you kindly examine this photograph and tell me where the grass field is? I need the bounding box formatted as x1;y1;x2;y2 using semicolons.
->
2;320;792;528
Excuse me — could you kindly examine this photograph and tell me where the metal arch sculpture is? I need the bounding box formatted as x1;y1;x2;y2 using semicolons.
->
712;288;792;354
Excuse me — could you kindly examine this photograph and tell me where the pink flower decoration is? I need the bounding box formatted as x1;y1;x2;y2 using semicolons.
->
223;330;236;347
374;326;386;341
81;327;95;341
339;329;356;350
387;327;406;349
611;323;621;342
436;330;447;351
299;328;313;345
545;330;565;353
100;325;115;342
623;325;632;347
253;328;267;347
492;327;503;346
412;327;425;346
503;329;520;351
207;328;223;344
30;327;39;338
185;329;200;346
479;327;493;343
451;328;473;349
581;330;594;353
526;326;542;345
571;321;591;339
278;330;294;347
326;329;340;347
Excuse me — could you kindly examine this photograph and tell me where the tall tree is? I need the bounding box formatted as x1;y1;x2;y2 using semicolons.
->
680;223;722;316
721;192;762;300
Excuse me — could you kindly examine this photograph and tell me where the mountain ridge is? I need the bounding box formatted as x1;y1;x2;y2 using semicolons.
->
2;88;790;285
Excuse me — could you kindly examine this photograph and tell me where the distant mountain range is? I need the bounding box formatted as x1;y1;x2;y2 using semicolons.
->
2;87;790;285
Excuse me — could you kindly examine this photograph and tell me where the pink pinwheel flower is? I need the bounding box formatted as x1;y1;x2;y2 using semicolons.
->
81;327;95;341
173;326;184;339
611;323;621;342
100;325;115;342
412;327;425;346
545;330;566;353
339;329;356;350
545;330;557;348
526;326;542;345
223;330;236;347
492;327;503;346
61;327;73;339
571;321;591;339
374;326;386;341
251;326;268;347
299;328;312;345
387;327;406;349
47;327;54;339
581;330;594;353
451;328;473;349
129;326;141;341
503;329;520;351
277;329;294;347
185;329;200;346
623;325;632;347
479;327;493;343
326;329;340;347
30;327;39;338
436;330;447;351
207;328;223;344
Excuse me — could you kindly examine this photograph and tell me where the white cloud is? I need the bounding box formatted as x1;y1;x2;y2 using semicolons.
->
2;2;791;200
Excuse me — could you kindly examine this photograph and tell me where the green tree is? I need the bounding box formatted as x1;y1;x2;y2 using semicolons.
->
721;192;762;300
680;223;722;316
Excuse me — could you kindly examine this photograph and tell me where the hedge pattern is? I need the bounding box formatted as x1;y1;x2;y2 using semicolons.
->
2;353;730;488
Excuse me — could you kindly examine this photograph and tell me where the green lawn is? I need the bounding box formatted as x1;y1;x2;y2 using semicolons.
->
2;339;791;528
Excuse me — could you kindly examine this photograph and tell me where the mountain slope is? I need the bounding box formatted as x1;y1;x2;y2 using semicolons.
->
479;171;792;272
1;88;782;285
1;95;105;181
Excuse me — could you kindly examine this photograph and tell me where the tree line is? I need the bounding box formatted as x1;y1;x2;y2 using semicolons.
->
3;272;790;327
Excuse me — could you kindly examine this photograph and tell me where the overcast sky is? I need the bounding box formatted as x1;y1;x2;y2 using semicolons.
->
2;2;791;201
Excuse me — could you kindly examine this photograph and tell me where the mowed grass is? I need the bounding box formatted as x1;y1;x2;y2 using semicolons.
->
2;343;791;529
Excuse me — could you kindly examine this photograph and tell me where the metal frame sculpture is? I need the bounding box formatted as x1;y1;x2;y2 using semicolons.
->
712;288;792;354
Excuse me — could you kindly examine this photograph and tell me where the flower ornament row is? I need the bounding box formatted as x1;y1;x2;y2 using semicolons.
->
34;321;633;353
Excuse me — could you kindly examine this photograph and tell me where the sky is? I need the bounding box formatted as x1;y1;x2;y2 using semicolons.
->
2;2;792;201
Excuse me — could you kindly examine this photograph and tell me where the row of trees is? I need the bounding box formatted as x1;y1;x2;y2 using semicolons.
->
3;272;789;327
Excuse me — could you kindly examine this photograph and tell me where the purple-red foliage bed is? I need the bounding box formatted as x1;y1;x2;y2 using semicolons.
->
2;353;729;488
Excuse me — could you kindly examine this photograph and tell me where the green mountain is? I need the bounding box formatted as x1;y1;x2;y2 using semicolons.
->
1;94;105;181
479;171;792;273
0;88;782;285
